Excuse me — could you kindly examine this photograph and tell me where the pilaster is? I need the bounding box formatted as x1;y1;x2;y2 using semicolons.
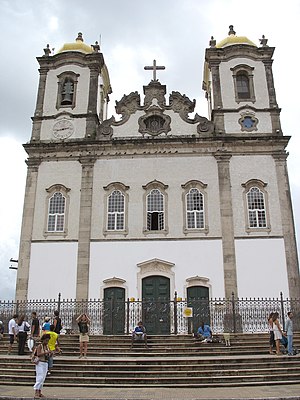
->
15;158;41;301
273;152;300;298
31;67;49;141
75;156;96;300
86;66;100;138
214;152;238;298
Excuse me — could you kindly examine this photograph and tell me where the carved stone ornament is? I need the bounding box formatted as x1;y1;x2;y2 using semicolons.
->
115;91;141;116
143;81;166;109
169;91;214;134
138;108;171;137
98;80;214;138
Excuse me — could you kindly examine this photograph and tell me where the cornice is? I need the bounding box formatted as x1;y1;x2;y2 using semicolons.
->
205;45;275;63
23;135;290;161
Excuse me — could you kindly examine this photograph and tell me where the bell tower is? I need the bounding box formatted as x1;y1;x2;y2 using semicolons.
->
203;26;300;299
204;25;281;136
31;33;112;142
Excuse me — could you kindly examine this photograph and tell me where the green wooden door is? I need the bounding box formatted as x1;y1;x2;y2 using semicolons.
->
103;287;125;335
187;286;210;334
142;275;170;335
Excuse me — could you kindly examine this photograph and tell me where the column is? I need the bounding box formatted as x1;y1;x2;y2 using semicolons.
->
273;153;300;298
214;152;238;298
75;156;96;300
15;158;41;301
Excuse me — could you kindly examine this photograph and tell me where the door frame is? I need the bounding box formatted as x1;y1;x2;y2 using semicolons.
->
137;258;175;299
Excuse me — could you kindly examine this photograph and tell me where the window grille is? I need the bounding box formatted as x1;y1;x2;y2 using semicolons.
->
247;187;267;228
147;189;164;230
47;192;66;232
107;190;125;230
186;188;204;229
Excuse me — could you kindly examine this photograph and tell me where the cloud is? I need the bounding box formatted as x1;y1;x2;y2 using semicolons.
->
0;0;299;299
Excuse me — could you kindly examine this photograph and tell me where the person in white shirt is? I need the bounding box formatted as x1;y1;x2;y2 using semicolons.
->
8;314;18;354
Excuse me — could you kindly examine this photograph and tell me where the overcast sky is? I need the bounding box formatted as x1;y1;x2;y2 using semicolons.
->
0;0;299;300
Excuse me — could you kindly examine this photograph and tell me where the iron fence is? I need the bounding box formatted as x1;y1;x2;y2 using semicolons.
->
0;292;299;335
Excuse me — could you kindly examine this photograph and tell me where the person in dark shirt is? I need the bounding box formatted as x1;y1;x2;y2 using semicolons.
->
76;313;90;358
31;312;40;338
53;310;62;335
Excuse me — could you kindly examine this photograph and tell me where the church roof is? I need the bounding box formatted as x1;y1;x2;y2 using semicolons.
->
57;32;93;54
216;25;256;48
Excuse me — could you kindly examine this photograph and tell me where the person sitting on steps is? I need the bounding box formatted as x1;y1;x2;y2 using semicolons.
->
131;321;148;348
194;321;212;342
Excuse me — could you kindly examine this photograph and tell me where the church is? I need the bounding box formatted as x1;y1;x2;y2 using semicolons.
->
15;27;300;310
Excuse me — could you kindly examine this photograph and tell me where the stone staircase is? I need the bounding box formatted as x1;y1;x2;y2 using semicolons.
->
0;333;299;388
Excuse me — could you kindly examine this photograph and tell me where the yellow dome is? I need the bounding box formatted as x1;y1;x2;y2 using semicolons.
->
57;32;93;54
216;26;256;48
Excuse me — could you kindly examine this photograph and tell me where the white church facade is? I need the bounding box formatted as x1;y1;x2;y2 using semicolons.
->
15;27;300;310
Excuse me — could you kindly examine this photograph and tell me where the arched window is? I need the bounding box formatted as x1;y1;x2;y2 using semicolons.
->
147;189;164;230
47;192;66;232
61;77;74;106
103;182;129;235
231;65;255;103
186;188;204;229
236;73;250;99
56;71;79;109
182;180;208;233
246;187;267;228
107;190;125;230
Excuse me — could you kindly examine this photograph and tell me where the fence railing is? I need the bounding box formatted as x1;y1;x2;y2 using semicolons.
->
0;292;299;335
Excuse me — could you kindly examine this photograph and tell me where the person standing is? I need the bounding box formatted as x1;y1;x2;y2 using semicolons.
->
53;310;62;335
76;313;90;358
286;311;294;356
33;333;52;398
17;315;30;355
46;324;61;375
0;320;4;339
272;312;285;355
31;312;40;340
8;314;18;354
268;312;275;354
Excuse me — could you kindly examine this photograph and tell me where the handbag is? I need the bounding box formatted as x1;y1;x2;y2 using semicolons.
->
24;322;30;332
30;347;39;365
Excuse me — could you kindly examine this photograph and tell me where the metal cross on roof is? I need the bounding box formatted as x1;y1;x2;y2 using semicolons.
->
144;59;165;81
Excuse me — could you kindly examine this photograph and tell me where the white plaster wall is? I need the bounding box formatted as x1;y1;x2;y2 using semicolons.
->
89;239;224;299
91;155;221;239
40;118;87;141
43;66;90;115
219;58;269;109
28;242;78;300
235;238;289;298
224;112;272;134
32;161;82;239
230;155;282;236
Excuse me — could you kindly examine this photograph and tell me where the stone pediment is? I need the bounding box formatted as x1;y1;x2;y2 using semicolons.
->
98;81;214;139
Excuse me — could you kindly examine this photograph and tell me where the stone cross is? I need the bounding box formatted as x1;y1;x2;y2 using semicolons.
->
144;59;165;81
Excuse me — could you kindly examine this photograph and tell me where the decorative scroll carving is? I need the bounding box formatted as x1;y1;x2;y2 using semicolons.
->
115;91;141;115
169;91;214;134
169;91;196;115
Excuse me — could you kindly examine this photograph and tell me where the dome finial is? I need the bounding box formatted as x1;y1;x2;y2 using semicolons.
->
76;32;84;42
228;25;236;36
